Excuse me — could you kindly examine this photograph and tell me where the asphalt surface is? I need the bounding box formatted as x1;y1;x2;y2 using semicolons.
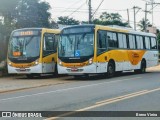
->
0;69;160;120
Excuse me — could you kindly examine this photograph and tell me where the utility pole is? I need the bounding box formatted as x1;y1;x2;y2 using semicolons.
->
127;9;130;26
133;6;141;30
151;0;154;26
144;0;160;31
144;3;150;32
88;0;92;24
150;0;160;26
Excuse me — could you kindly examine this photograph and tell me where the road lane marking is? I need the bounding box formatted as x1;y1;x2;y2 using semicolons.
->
46;87;160;120
76;90;149;111
0;77;141;102
96;90;148;104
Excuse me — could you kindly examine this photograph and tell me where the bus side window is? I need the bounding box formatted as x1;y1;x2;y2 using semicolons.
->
118;33;127;49
108;32;118;48
151;37;157;49
97;30;107;55
129;34;136;49
144;36;151;49
136;35;143;49
43;33;56;56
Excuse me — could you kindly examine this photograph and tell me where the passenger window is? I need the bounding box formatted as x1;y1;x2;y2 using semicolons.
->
129;35;136;49
144;37;151;49
97;31;107;55
136;36;143;49
108;32;118;48
118;33;127;48
151;37;157;49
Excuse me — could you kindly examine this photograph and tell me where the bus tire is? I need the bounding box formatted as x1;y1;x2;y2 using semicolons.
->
107;61;115;78
135;60;146;74
140;60;146;73
53;64;58;77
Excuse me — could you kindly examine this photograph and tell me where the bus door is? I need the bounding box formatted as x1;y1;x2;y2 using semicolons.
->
96;30;108;73
42;33;58;73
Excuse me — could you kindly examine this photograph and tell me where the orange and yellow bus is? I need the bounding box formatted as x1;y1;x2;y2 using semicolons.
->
8;28;60;78
58;25;158;77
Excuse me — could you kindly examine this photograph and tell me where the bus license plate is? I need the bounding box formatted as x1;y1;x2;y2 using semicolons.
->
20;68;26;71
71;68;78;72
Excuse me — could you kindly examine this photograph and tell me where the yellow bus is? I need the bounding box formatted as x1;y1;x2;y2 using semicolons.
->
58;25;158;77
8;28;60;78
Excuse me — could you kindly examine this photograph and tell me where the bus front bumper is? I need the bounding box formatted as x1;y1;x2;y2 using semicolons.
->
8;64;42;74
58;63;97;75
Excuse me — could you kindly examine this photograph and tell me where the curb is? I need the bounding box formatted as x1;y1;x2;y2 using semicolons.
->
0;81;72;94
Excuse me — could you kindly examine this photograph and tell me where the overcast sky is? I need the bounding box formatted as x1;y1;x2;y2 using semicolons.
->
45;0;160;29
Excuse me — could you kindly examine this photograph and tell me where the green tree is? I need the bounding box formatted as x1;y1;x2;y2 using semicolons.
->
100;12;122;21
0;0;18;35
15;0;51;28
137;18;151;31
0;0;19;63
50;20;58;29
57;16;79;25
93;12;128;27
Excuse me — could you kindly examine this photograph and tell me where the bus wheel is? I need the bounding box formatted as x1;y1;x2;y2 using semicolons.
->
140;60;146;73
135;60;146;74
107;62;115;78
53;65;58;77
26;74;34;79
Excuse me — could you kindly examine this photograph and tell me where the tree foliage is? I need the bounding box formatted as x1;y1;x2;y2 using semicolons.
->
0;0;52;63
137;18;151;31
92;12;129;27
57;16;79;25
0;0;18;35
15;0;51;28
100;12;122;21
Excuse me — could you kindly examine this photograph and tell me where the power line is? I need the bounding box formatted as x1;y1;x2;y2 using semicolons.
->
53;7;133;11
92;0;105;19
67;2;86;17
59;0;82;15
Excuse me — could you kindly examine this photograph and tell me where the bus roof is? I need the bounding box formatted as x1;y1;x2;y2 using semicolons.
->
61;24;156;37
62;24;95;30
12;28;60;33
95;25;156;37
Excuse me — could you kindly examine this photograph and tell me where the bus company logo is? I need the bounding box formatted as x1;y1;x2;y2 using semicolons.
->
2;112;12;117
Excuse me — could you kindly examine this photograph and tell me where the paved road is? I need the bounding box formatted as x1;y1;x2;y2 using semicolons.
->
0;71;160;120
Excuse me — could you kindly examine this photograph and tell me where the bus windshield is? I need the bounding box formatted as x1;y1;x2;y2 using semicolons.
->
8;35;41;59
59;33;94;58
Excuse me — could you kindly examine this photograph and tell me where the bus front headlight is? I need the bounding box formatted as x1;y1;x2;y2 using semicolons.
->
35;61;39;65
8;60;12;66
34;59;39;65
8;62;12;66
88;58;93;65
58;59;63;66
